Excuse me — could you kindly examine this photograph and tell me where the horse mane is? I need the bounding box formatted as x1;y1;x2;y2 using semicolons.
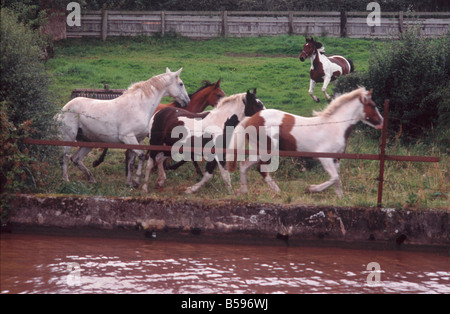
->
189;80;214;97
123;73;169;98
215;93;245;110
313;87;367;117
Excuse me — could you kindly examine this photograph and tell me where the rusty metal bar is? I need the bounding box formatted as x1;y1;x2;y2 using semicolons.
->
22;138;439;163
377;100;389;208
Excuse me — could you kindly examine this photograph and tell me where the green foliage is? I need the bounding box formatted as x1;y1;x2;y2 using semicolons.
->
335;27;450;144
78;0;449;11
0;105;49;225
0;8;57;140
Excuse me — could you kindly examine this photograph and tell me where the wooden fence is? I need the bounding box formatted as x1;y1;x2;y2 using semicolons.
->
66;10;450;40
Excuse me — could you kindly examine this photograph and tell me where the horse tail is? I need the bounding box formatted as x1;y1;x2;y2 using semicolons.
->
226;117;251;172
347;58;355;73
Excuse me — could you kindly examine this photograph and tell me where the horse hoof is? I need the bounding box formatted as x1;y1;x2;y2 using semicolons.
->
315;98;320;103
185;187;195;194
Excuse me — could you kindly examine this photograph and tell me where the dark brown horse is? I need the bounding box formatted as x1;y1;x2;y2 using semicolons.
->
91;80;225;174
299;37;354;102
142;89;265;194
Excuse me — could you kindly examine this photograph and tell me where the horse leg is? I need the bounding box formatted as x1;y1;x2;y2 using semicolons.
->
119;135;144;186
142;155;155;193
185;161;216;194
238;159;259;194
257;162;280;193
155;153;168;187
309;79;320;103
321;76;332;101
217;162;233;194
125;150;140;187
71;147;95;183
306;158;343;198
133;153;146;187
61;146;72;182
92;148;108;168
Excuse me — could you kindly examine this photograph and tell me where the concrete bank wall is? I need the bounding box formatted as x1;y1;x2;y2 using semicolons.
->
6;194;449;251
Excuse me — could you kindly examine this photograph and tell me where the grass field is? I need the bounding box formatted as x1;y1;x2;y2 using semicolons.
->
42;35;448;210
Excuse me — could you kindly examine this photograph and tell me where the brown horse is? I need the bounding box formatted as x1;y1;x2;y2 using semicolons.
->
142;89;265;194
299;37;354;102
92;79;225;172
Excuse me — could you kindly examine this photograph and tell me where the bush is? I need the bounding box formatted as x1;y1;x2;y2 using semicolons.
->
1;8;57;221
335;27;450;145
0;8;57;140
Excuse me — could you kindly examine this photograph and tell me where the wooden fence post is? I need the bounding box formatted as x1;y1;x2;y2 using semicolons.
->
221;10;228;37
288;11;294;35
398;11;404;38
101;9;108;41
377;99;390;208
161;11;166;36
340;10;347;37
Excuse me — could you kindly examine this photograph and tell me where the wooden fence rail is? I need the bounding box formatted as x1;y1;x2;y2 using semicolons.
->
66;10;450;40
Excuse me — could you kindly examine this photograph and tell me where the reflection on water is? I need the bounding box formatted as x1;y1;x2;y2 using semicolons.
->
1;233;449;294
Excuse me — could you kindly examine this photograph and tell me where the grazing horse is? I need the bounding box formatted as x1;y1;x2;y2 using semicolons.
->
91;79;225;173
57;68;190;186
142;89;265;194
226;87;383;198
299;37;354;102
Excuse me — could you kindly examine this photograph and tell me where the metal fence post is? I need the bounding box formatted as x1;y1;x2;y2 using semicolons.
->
377;99;390;208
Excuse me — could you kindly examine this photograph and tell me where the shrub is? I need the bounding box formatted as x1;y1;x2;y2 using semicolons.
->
1;8;57;224
0;8;57;140
334;27;450;145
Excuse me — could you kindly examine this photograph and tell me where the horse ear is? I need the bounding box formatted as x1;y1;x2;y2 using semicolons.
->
215;79;221;88
368;89;373;97
166;67;171;73
175;68;183;76
253;88;257;95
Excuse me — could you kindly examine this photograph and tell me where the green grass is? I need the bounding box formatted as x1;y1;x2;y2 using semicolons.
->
42;35;448;210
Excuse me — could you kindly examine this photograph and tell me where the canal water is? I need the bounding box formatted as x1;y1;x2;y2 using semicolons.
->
1;233;448;294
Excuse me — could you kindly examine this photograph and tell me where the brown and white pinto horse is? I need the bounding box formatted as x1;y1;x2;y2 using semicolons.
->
92;79;225;178
299;37;354;103
226;88;383;198
142;90;265;194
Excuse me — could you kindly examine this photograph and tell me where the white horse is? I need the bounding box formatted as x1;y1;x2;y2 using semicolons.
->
57;68;190;186
226;88;383;198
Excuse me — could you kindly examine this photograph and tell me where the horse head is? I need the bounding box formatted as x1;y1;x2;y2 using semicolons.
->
299;37;324;62
203;79;226;108
360;89;384;130
165;67;190;108
244;88;265;116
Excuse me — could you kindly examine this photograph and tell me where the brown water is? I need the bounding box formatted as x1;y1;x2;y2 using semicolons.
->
1;233;449;294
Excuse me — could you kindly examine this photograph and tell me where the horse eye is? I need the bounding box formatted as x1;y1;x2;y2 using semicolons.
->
179;82;183;87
